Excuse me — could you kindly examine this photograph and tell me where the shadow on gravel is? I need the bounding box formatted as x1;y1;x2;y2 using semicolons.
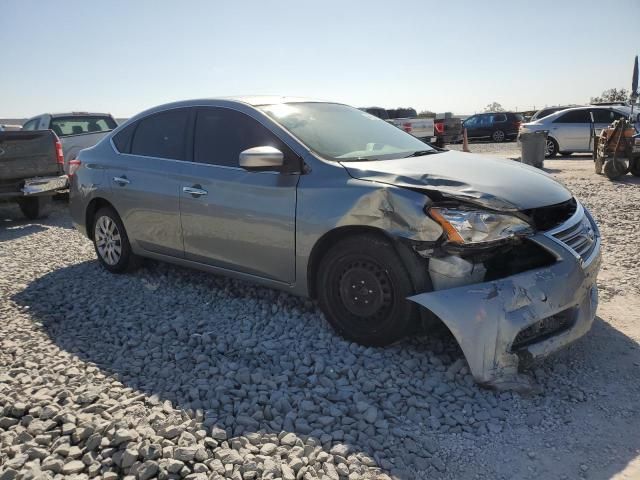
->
11;259;640;479
0;198;73;240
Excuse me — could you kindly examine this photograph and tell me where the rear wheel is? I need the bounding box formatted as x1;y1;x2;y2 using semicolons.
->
491;130;506;142
317;234;418;346
17;196;51;220
93;207;140;273
545;137;558;157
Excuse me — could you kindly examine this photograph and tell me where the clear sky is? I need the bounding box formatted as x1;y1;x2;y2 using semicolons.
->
2;0;639;118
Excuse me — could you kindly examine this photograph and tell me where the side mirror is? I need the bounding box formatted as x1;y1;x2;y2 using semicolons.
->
239;146;284;171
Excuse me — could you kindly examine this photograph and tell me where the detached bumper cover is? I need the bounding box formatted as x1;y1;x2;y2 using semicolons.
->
409;205;601;387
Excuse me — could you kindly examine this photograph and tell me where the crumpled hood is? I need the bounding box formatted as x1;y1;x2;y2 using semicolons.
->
341;150;572;211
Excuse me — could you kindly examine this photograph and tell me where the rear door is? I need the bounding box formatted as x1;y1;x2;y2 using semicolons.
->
551;110;591;151
179;107;298;283
106;108;190;257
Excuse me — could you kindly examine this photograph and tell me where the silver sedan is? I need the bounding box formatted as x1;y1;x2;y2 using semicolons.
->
521;105;631;157
69;97;601;388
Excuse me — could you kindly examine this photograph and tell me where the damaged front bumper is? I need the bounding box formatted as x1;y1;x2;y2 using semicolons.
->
409;203;601;388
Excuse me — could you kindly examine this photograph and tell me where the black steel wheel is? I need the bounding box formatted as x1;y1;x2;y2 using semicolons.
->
317;234;418;346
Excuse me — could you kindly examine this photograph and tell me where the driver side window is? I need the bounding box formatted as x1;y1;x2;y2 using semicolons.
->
194;108;297;169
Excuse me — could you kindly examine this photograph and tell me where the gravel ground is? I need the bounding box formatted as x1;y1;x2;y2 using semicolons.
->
1;147;639;480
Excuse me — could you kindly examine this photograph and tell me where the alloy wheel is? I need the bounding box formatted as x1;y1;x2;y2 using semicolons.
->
492;130;505;142
545;139;556;156
94;215;122;266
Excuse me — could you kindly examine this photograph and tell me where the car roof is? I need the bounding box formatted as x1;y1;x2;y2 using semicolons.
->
49;112;113;118
531;105;628;122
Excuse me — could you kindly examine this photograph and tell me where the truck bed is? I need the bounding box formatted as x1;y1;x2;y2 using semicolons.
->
0;130;62;195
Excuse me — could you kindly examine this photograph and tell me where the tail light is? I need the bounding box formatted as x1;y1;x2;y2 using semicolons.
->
54;135;64;166
68;159;81;178
402;122;413;133
434;121;445;134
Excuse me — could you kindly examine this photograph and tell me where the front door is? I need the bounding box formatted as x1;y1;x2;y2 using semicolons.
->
551;109;591;151
179;107;299;283
107;108;191;257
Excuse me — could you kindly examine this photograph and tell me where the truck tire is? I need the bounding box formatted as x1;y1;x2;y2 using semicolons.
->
630;158;640;177
17;196;51;220
316;233;418;346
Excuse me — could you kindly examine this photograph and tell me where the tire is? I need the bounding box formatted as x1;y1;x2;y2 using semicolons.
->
559;151;573;156
603;159;626;180
92;206;140;273
17;196;51;220
630;158;640;177
317;234;418;347
491;130;506;142
594;155;604;174
545;137;558;157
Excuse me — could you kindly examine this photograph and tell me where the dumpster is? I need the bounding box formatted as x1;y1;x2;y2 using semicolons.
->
519;130;547;169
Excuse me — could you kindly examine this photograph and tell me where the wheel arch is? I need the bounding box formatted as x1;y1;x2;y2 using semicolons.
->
306;225;431;300
85;197;116;240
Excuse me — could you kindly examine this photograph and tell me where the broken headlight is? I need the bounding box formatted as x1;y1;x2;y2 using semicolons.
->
429;207;533;245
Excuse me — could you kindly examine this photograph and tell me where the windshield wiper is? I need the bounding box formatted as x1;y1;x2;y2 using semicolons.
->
404;150;439;158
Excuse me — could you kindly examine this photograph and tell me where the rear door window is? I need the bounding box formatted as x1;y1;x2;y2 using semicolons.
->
50;116;117;137
554;110;590;123
112;123;137;154
131;108;190;160
193;107;294;168
490;114;507;123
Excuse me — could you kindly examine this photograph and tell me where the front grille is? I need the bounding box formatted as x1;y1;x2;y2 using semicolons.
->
552;211;597;262
524;198;577;231
511;310;574;350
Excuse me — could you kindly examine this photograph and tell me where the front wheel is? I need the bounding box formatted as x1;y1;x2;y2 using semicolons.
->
317;234;418;346
93;207;140;273
491;130;506;142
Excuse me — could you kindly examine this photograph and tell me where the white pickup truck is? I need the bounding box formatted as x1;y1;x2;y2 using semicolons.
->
21;112;117;172
362;107;436;143
387;117;435;142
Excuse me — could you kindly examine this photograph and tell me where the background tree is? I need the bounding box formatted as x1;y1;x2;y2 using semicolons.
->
417;110;435;118
590;88;629;104
484;102;504;112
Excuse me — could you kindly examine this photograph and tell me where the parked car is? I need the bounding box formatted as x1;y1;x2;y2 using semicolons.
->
0;130;68;218
530;105;580;122
22;112;117;172
69;97;601;388
520;105;631;157
462;112;523;142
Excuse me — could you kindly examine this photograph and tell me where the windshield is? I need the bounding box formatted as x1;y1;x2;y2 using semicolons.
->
258;102;436;161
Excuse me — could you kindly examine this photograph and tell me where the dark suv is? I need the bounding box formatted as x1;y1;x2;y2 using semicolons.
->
462;112;523;142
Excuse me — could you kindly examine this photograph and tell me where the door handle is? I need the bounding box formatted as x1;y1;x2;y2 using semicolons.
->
113;176;130;186
183;186;208;197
